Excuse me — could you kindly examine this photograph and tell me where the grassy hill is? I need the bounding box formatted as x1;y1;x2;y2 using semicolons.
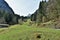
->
0;21;60;40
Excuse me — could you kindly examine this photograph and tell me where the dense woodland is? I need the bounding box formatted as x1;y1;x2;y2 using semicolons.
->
30;0;60;28
0;9;21;25
0;0;21;25
31;0;60;23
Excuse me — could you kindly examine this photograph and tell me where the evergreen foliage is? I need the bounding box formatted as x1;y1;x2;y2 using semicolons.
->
31;0;60;23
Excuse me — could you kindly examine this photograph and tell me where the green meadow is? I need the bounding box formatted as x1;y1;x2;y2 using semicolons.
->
0;21;60;40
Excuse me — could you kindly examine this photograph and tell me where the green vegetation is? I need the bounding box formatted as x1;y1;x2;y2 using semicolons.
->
31;0;60;28
0;0;60;40
0;21;60;40
0;9;20;25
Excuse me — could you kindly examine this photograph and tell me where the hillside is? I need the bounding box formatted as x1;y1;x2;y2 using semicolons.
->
0;0;20;25
31;0;60;28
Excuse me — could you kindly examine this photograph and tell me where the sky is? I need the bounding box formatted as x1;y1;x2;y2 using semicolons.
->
5;0;42;16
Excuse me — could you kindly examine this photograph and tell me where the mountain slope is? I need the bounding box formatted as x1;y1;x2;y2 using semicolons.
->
0;0;20;25
31;0;60;28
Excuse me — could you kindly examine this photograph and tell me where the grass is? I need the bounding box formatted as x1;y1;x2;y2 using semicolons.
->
0;21;60;40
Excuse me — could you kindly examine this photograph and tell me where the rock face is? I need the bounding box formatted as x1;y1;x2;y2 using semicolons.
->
0;0;20;25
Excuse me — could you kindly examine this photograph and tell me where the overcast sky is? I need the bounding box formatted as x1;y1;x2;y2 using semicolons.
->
5;0;43;16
